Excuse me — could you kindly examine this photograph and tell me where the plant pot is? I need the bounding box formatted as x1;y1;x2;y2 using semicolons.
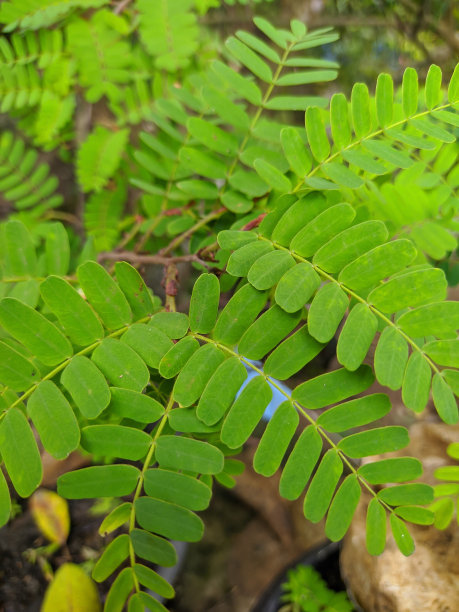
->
250;541;362;612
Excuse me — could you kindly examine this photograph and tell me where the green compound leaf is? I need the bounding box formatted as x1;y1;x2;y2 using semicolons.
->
394;506;434;526
351;82;371;138
81;425;151;461
247;250;295;291
303;449;343;523
317;394;391;433
330;92;351;149
358;458;423;484
279;426;322;501
227;241;273;278
104;567;134;612
0;341;38;391
325;474;361;541
130;529;177;567
308;283;349;343
92;534;130;582
77;261;132;330
168;408;221;434
173;344;225;407
0;408;42;497
61;356;111;419
218;230;257;251
363;139;413;168
135;496;203;542
0;470;11;528
435;466;459;481
44;224;70;274
0;297;72;366
375;73;393;127
58;465;140;499
221;376;272;449
2;220;37;276
337;304;378;371
424;340;459;368
402;67;418;117
264;326;325;380
99;503;132;536
122;323;173;369
197;356;247;426
144;469;211;511
45;224;69;275
293;366;374;409
305;106;330;162
155;436;224;475
238;305;302;360
338;239;417;292
92;338;149;392
271;193;327;246
40;276;104;347
109;388;164;424
187;117;238;157
253;402;299;477
390;514;415;556
274;262;321;313
213;284;268;347
189;273;220;334
253;159;292;192
322;161;363;189
179;146;227;179
374;327;409;391
378;484;434;506
281;127;312;177
150;312;189;339
338;426;409;458
115;262;155;319
133;564;174;599
290;203;355;258
368;268;447;313
225;36;273;83
402;352;432;413
313;220;388;273
77;127;129;192
135;592;169;612
28;381;80;460
159;336;199;379
431;373;458;425
397;302;459;339
366;498;386;555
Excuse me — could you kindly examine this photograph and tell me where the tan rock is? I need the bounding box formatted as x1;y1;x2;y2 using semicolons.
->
341;422;459;612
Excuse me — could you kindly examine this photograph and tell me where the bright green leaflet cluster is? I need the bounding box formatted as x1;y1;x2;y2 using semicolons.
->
430;442;459;529
0;7;458;612
280;564;353;612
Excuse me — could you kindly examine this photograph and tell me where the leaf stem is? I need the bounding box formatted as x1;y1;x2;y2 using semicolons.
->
293;101;455;192
127;393;175;592
257;235;441;376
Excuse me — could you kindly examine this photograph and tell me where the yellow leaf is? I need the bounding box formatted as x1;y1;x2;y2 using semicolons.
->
41;563;101;612
29;489;70;546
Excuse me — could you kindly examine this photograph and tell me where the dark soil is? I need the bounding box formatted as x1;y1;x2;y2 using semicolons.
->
0;499;109;612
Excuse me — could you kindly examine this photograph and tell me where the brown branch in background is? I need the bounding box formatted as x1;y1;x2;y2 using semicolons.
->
241;213;266;231
163;263;178;312
98;250;210;268
112;0;133;15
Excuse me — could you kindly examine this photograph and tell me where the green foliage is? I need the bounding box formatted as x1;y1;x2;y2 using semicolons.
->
0;1;108;32
0;5;457;611
430;442;459;529
279;563;353;612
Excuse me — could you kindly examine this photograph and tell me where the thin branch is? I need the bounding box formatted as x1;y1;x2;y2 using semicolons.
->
98;250;210;268
112;0;133;15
